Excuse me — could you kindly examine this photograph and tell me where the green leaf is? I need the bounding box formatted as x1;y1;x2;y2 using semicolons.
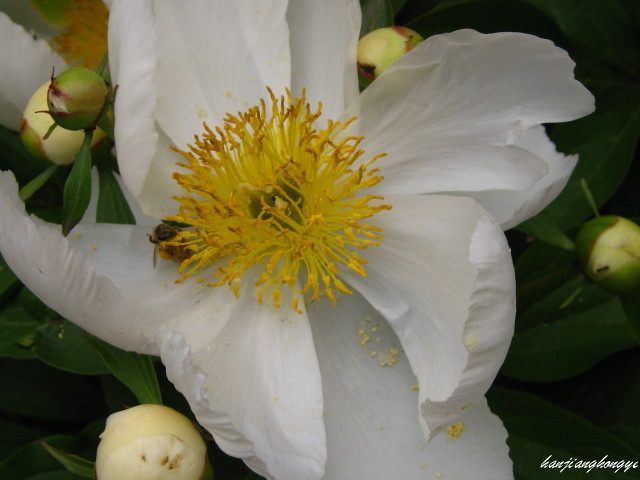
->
503;279;637;381
0;304;40;359
41;443;94;479
100;374;138;412
517;213;576;251
18;288;58;322
407;0;560;41
537;348;640;453
515;241;577;310
61;130;94;236
27;472;87;480
620;290;640;342
89;337;162;405
522;0;640;78
0;254;21;306
0;435;82;480
33;320;110;375
488;387;640;480
0;418;50;462
542;85;640;229
96;163;136;224
0;126;50;184
0;358;105;423
360;0;395;35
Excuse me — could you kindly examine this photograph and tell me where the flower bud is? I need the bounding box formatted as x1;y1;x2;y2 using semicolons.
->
576;215;640;293
21;81;106;165
96;404;207;480
357;26;424;80
46;67;109;130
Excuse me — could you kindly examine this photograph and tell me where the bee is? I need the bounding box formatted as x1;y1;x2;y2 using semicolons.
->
148;223;193;268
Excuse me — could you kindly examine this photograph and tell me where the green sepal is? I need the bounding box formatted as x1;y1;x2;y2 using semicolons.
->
61;130;94;236
517;213;576;251
96;163;136;225
18;165;59;202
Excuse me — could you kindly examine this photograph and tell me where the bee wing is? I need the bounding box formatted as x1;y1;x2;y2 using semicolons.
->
153;245;159;268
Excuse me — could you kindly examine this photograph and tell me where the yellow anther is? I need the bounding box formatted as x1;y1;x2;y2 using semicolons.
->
164;89;390;310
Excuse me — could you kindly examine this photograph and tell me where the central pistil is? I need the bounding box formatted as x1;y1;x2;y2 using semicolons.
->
164;90;390;311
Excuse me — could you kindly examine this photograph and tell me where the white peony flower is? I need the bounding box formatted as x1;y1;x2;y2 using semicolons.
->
0;1;594;479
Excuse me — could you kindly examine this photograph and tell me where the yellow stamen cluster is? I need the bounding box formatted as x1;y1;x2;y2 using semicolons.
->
51;0;109;68
166;90;390;311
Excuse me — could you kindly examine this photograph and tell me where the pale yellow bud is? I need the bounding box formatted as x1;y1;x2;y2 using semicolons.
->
96;404;207;480
357;26;424;80
20;81;106;165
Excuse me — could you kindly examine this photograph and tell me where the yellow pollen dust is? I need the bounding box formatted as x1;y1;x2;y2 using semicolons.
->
445;421;466;441
51;0;109;68
165;89;390;312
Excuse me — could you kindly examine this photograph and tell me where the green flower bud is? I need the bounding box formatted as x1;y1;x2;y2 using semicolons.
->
46;67;109;130
96;404;207;480
21;81;107;165
576;215;640;293
357;26;424;80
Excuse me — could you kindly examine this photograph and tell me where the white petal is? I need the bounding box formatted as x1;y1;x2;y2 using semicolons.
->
348;29;594;196
153;0;290;146
342;195;515;435
0;12;66;130
0;171;148;352
308;292;512;479
107;0;166;215
463;125;578;229
157;286;326;480
109;0;291;218
286;0;360;119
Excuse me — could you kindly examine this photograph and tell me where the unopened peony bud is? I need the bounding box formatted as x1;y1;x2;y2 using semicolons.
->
46;67;108;130
21;81;106;165
357;26;424;80
96;404;207;480
576;215;640;293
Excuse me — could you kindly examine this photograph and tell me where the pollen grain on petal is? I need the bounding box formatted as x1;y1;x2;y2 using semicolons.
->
445;421;466;441
161;89;390;310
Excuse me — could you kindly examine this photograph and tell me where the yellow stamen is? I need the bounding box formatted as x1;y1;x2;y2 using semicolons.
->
51;0;109;68
166;89;391;311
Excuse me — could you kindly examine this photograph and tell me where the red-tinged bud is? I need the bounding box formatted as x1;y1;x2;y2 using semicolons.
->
357;26;424;80
46;67;108;130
